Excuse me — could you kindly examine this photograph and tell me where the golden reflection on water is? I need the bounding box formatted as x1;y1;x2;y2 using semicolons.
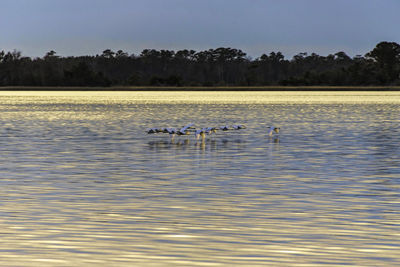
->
0;91;400;266
2;90;400;104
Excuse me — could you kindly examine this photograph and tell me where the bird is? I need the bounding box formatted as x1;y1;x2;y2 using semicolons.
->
195;129;206;140
155;128;166;133
178;123;195;135
164;128;177;139
205;127;218;135
180;123;194;132
146;123;248;140
232;124;246;130
268;126;280;136
176;130;187;136
146;128;159;134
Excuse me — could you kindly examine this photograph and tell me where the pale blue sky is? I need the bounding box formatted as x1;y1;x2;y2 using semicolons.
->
1;0;399;59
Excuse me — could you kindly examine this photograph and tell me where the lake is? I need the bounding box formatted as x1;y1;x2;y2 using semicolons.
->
0;91;399;266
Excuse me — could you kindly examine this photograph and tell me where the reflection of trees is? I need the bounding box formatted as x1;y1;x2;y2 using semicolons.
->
1;41;400;86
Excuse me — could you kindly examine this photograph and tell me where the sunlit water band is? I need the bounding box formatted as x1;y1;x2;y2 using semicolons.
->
2;90;400;104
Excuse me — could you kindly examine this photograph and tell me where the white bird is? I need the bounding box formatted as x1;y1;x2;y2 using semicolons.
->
219;125;230;131
180;123;194;131
205;127;217;135
268;126;280;136
178;123;195;135
195;129;206;140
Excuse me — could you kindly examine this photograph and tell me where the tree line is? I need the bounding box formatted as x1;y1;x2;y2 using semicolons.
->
0;41;399;87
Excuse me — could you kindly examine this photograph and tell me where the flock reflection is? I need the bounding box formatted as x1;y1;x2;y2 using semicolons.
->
0;92;399;266
147;136;280;154
147;138;249;151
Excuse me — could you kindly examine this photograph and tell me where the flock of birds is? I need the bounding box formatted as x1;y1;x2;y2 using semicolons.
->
146;123;280;140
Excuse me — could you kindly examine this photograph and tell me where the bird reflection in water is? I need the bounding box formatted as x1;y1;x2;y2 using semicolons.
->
269;135;280;144
147;138;246;152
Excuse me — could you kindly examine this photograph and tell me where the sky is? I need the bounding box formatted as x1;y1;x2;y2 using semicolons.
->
1;0;399;59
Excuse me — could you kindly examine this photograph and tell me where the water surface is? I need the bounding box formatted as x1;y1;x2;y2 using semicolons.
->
0;91;399;266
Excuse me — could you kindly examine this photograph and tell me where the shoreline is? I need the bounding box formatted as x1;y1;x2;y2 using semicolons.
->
0;86;400;91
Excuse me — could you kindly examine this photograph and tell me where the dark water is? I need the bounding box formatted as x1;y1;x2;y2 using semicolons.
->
0;92;399;266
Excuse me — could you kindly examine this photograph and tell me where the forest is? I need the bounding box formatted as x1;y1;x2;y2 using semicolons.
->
0;41;399;87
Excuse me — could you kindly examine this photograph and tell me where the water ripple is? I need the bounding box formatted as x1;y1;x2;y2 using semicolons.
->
0;91;399;266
